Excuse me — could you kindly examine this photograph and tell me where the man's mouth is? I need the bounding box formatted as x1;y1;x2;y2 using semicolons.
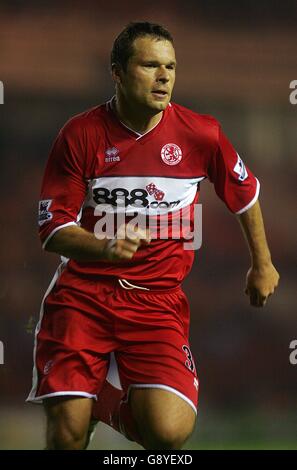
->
152;90;168;98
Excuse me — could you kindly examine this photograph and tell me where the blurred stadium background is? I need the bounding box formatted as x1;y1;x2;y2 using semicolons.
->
0;0;296;450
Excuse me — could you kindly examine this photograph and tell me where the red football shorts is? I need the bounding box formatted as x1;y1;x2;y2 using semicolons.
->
27;262;199;414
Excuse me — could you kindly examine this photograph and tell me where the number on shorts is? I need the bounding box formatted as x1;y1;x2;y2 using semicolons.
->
182;345;195;372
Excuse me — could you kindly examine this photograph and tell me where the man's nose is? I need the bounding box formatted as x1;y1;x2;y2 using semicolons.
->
156;66;170;82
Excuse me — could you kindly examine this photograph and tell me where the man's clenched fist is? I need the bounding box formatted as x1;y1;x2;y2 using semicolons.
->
104;224;151;261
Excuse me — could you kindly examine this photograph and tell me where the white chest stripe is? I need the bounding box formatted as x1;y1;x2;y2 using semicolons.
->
85;176;205;214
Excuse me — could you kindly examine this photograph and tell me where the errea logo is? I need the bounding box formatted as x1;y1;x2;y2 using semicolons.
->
44;360;54;374
105;147;120;163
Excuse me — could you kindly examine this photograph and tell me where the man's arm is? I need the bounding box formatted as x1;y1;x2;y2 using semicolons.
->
236;200;280;307
45;224;150;262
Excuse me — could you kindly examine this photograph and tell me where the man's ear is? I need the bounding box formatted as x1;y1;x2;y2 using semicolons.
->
111;63;123;85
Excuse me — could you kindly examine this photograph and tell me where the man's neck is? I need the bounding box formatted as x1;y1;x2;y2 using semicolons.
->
113;95;163;135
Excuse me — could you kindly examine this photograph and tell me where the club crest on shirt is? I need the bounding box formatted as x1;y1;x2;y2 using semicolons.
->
233;153;248;181
105;147;120;163
161;143;182;165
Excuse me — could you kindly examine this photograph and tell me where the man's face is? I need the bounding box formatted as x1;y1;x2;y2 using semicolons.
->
115;36;176;112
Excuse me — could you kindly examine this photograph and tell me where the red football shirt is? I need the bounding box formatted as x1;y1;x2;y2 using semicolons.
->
38;99;260;288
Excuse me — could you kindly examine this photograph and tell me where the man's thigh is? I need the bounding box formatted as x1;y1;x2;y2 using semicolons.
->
44;396;93;448
129;388;196;448
130;387;196;425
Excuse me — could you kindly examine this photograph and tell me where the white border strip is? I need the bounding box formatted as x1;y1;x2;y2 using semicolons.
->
26;262;65;402
127;384;197;415
135;118;163;140
235;177;260;215
27;391;97;404
42;222;77;250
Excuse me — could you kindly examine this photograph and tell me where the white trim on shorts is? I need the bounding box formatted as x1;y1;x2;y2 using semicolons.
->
125;383;197;415
27;391;97;404
26;261;67;403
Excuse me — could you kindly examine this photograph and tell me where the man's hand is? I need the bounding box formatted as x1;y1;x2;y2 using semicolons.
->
104;224;151;261
245;262;280;307
45;224;151;262
236;200;280;307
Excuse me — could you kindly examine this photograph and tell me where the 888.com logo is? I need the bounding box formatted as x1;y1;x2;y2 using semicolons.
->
92;185;180;210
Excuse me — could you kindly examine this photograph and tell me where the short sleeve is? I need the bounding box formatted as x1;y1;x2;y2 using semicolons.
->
38;119;87;248
207;126;260;214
